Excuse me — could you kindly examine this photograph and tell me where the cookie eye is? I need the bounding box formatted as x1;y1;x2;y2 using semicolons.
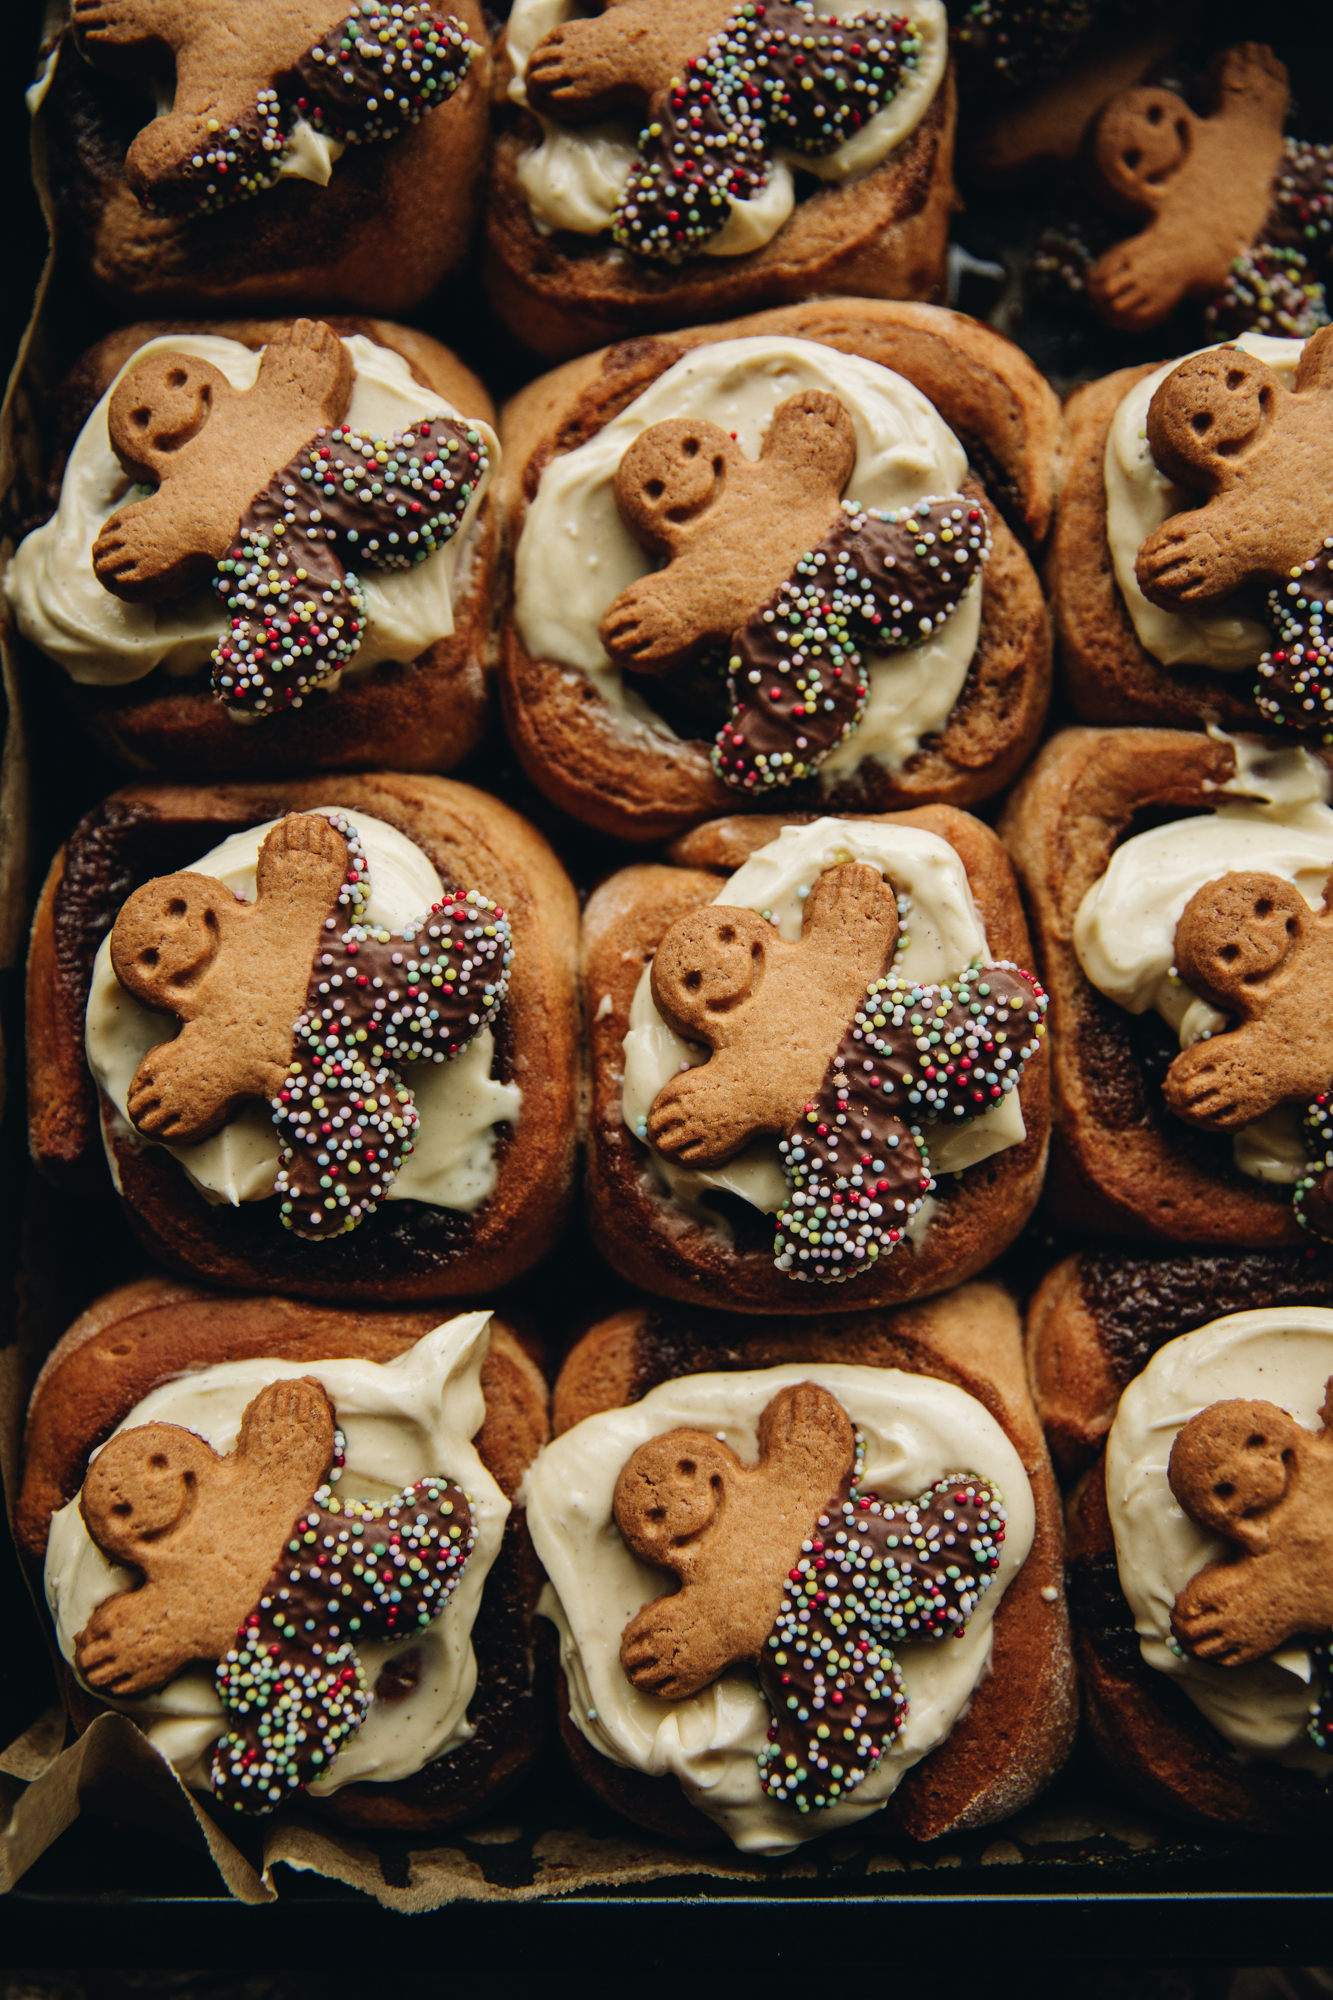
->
677;1458;696;1477
1191;411;1213;435
718;924;736;944
681;436;700;459
138;947;159;968
167;897;187;918
150;1453;168;1469
684;970;702;991
1122;147;1141;172
1213;1480;1235;1498
1254;898;1273;918
167;368;187;389
1246;1433;1268;1450
131;405;152;430
1219;943;1239;962
1146;103;1162;125
645;479;664;500
1226;370;1246;392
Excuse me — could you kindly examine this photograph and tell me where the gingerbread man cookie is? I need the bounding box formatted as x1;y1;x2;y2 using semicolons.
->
600;391;990;792
76;1376;476;1813
1167;1376;1333;1752
73;0;476;217
1030;47;1333;344
1083;45;1289;334
524;0;924;262
614;1380;1005;1812
109;810;512;1239
1155;865;1333;1245
645;860;1046;1281
95;320;489;718
1132;328;1333;734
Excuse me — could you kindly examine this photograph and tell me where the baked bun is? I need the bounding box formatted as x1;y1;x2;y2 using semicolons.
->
18;1280;550;1833
28;774;579;1302
1052;327;1333;736
583;806;1050;1312
1001;725;1333;1247
532;1282;1075;1849
1051;364;1271;732
484;0;956;364
1031;1254;1333;1833
498;301;1056;845
34;2;492;316
8;317;497;776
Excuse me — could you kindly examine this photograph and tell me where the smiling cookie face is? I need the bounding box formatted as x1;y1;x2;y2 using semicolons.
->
1169;1398;1300;1545
1093;88;1194;209
81;1424;214;1562
111;875;234;1011
651;907;771;1039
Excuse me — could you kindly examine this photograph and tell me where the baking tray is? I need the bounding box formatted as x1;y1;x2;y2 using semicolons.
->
3;0;1333;1952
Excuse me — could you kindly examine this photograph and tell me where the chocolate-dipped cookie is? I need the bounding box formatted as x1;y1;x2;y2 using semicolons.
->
19;1283;549;1832
484;0;956;361
498;300;1056;844
27;776;579;1302
7;317;497;775
528;1281;1074;1850
583;807;1049;1312
32;0;492;314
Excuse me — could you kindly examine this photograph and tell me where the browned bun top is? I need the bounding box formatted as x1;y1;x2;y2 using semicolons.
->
1027;1245;1333;1478
28;773;580;1303
550;1283;1075;1845
18;1276;549;1564
582;805;1050;1313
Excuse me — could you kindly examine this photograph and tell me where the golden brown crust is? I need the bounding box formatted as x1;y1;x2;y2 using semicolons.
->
1027;1245;1333;1480
27;775;580;1302
497;300;1057;841
19;1283;549;1834
582;807;1049;1312
36;317;497;778
549;1283;1076;1845
1000;726;1324;1245
1068;1460;1333;1833
483;71;956;363
47;7;493;317
1051;368;1269;730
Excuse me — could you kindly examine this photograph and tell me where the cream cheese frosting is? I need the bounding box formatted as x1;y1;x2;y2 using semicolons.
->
515;335;981;772
1106;1307;1333;1768
505;0;947;256
1103;332;1302;672
621;817;1028;1221
525;1360;1033;1852
84;811;521;1213
7;332;497;692
45;1312;510;1796
1073;736;1333;1185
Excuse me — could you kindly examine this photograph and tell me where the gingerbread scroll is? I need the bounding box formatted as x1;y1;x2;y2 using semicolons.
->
525;0;924;263
1031;44;1333;342
75;1376;476;1813
614;1380;1005;1812
95;320;489;718
644;860;1047;1281
601;391;990;792
1128;327;1333;734
1157;868;1333;1244
1167;1377;1333;1752
109;810;512;1239
73;0;476;217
